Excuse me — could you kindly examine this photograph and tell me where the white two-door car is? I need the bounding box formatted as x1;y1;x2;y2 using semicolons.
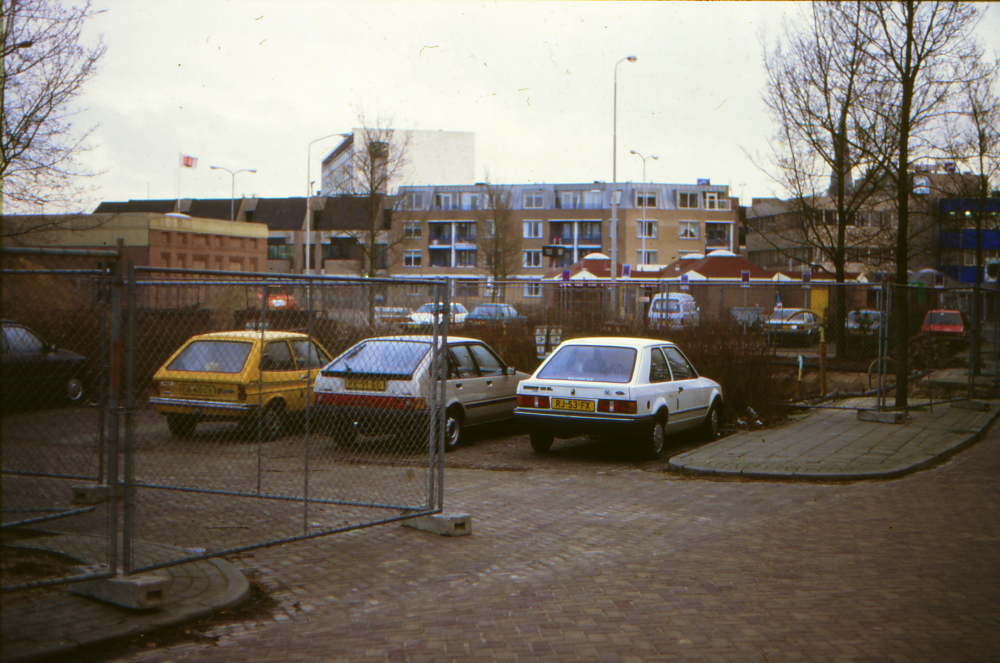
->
514;337;723;459
311;336;528;451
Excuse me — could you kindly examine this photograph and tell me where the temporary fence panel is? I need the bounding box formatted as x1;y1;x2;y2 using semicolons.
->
123;269;448;574
1;247;121;591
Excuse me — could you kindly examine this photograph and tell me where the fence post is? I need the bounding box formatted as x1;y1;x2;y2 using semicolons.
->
438;281;449;512
123;259;136;574
105;240;124;578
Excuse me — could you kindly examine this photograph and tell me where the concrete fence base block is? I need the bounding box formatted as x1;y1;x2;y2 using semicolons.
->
951;400;992;412
402;513;472;536
71;483;136;505
857;409;907;424
70;572;169;610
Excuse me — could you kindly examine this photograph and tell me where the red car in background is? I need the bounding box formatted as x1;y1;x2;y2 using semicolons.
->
921;309;967;347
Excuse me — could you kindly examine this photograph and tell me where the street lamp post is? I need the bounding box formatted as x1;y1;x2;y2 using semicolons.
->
209;165;257;222
630;150;658;268
306;132;352;275
610;55;637;293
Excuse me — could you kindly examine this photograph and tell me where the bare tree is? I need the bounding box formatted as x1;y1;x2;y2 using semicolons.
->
858;0;989;407
939;57;1000;376
331;117;412;279
2;0;106;217
475;176;521;301
758;2;894;357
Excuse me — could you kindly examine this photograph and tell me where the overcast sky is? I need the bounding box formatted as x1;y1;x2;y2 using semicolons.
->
76;1;1000;212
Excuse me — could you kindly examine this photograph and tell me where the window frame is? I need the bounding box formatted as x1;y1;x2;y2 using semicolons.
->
679;221;700;240
523;249;542;268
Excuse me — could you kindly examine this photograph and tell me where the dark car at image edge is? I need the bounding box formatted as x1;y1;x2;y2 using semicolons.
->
1;320;92;411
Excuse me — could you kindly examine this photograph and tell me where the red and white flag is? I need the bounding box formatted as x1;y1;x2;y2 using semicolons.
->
180;155;198;169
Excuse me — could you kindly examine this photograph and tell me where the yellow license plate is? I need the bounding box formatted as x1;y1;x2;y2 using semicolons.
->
345;378;387;392
181;383;217;397
552;398;595;412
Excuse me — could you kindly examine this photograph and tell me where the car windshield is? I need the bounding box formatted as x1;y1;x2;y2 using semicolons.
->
416;304;439;314
324;340;429;376
926;311;963;325
667;301;681;313
769;309;801;321
471;306;502;318
849;311;878;324
167;340;253;373
415;303;465;315
537;345;637;383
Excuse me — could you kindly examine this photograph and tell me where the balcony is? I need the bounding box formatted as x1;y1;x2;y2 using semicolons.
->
455;232;477;246
429;233;452;247
577;235;602;245
704;198;732;211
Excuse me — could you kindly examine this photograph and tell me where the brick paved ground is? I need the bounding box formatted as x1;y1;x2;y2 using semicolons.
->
63;421;1000;663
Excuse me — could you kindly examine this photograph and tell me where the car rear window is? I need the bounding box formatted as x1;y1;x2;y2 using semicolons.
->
769;309;798;321
537;345;637;383
167;340;253;373
322;340;430;378
926;311;963;325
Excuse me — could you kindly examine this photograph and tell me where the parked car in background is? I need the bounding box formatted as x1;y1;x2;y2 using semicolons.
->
648;292;700;328
407;302;468;328
846;309;882;336
921;309;967;347
464;303;526;326
150;331;332;439
765;308;821;346
373;306;414;326
311;336;528;451
1;320;91;411
514;337;723;460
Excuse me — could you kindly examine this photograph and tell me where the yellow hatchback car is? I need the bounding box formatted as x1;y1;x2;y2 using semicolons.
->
150;330;332;439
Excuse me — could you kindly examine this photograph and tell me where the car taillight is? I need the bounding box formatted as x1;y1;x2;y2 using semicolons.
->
237;385;247;401
517;394;550;408
151;381;160;397
597;399;637;414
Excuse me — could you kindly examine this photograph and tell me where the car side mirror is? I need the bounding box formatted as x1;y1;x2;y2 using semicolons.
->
507;366;517;376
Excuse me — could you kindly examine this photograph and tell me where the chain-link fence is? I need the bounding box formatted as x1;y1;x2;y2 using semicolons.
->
3;246;450;589
2;247;119;591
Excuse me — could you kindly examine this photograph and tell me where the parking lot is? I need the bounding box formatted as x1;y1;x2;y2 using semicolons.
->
12;407;989;663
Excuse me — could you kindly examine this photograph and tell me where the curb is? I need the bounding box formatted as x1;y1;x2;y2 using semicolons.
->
667;406;1000;482
3;557;249;663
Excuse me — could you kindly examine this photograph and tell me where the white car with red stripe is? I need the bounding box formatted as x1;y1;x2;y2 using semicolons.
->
515;337;722;459
311;336;528;451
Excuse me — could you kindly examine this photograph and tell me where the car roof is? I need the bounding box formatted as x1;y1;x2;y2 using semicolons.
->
350;335;483;344
185;330;311;342
558;337;677;350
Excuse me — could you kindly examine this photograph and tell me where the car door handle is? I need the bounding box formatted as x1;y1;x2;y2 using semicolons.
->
300;374;307;380
486;380;493;387
678;387;684;392
455;383;462;389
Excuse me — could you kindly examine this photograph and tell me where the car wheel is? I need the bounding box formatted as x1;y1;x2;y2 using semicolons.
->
167;414;197;438
444;408;462;452
66;376;85;405
642;417;666;460
260;401;285;441
333;421;357;447
529;430;554;454
700;401;720;441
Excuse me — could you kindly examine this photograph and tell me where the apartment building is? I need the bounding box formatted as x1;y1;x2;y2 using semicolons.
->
393;180;738;282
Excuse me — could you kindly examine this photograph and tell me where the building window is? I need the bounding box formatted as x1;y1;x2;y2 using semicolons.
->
679;222;700;240
323;238;361;261
705;223;730;247
435;193;455;210
163;231;171;246
456;281;479;297
582;190;602;209
523;192;544;209
455;222;477;243
267;238;292;260
461;192;482;210
523;250;542;268
558;191;580;209
524;281;542;298
636;250;658;265
485;221;495;238
703;191;719;210
637;220;657;239
229;257;244;272
523;221;542;239
408;283;422;297
678;192;699;209
455;251;477;268
635;190;657;208
578;221;601;244
249;258;258;271
160;252;170;268
404;222;422;240
214;256;224;271
404;250;422;268
408;192;424;209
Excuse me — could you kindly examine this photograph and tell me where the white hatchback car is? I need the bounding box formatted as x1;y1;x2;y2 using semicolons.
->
311;335;528;451
407;302;468;327
514;337;723;459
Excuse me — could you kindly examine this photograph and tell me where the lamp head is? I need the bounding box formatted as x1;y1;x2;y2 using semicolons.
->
652;156;659;160
630;150;637;155
627;56;637;62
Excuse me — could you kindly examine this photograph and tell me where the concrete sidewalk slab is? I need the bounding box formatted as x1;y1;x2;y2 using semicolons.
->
668;397;1000;481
